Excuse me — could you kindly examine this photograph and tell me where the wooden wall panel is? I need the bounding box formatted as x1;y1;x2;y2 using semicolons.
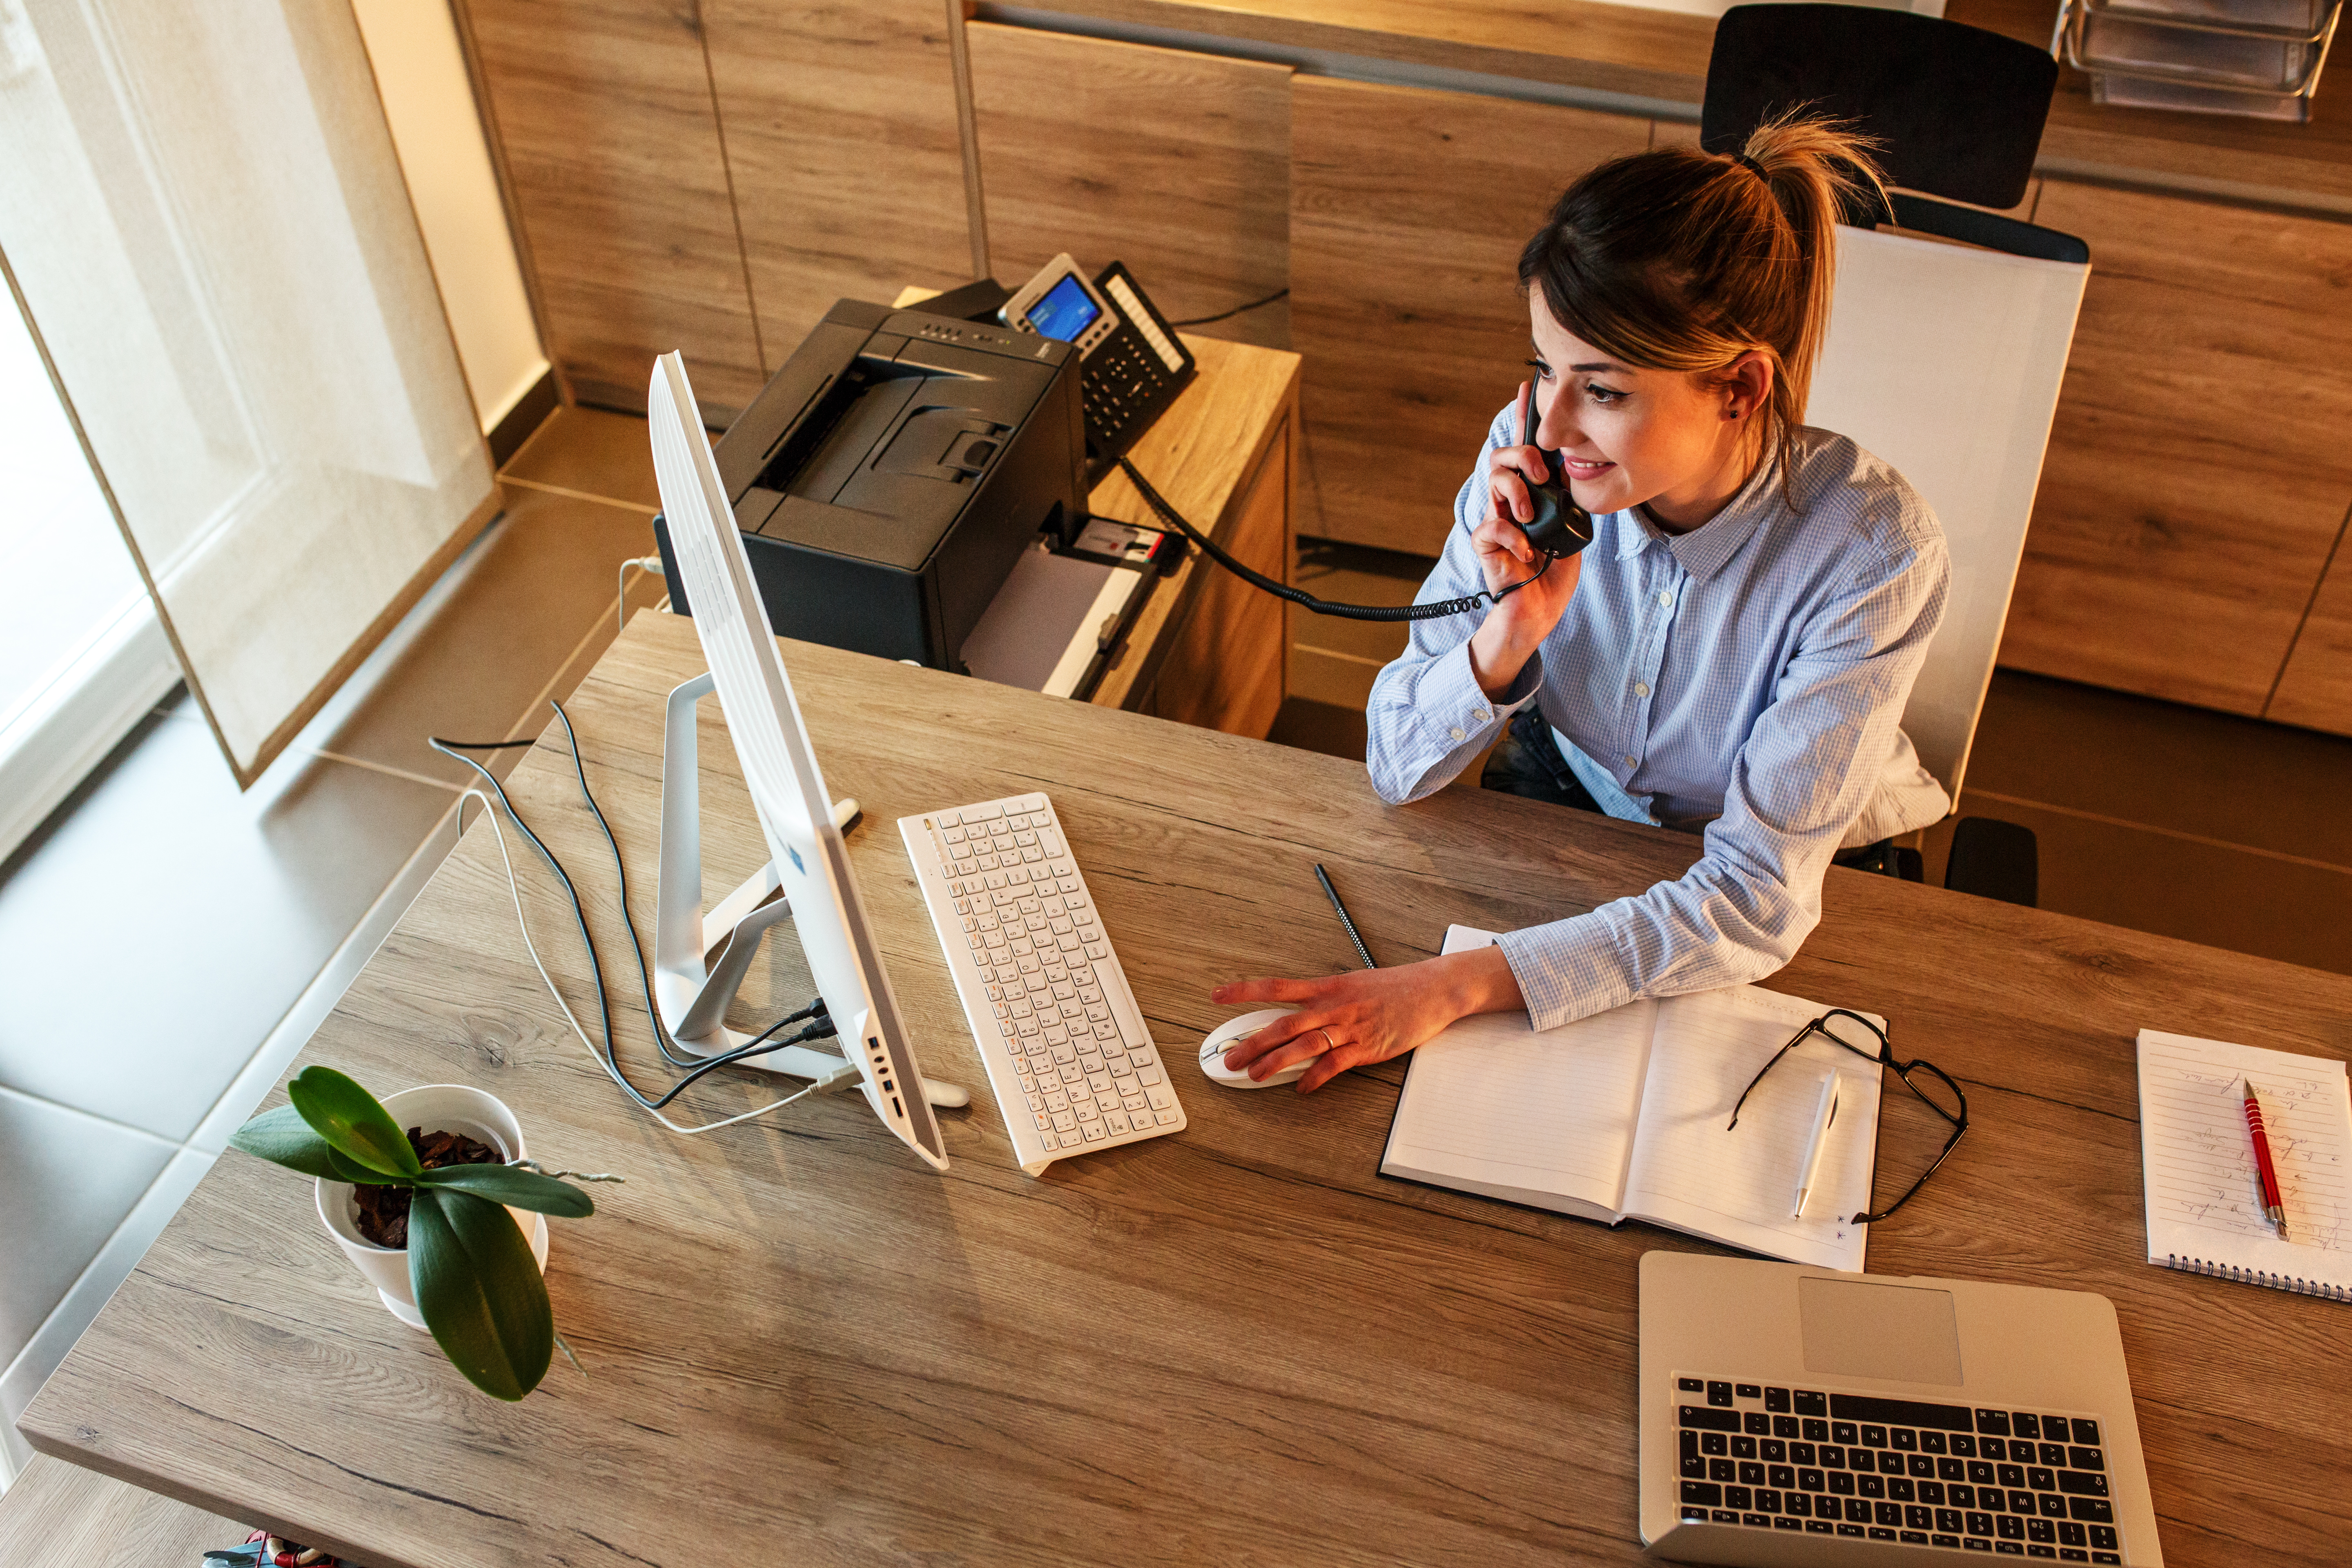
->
456;0;766;412
967;24;1292;350
1290;78;1651;555
2267;523;2352;734
703;1;973;364
2000;181;2352;713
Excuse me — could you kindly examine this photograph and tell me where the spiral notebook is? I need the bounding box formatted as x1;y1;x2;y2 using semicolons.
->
2137;1029;2352;1302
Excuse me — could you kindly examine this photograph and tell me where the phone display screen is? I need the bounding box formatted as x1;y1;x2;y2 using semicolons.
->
1026;274;1102;343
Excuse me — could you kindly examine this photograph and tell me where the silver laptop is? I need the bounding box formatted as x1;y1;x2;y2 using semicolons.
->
1639;1254;2162;1566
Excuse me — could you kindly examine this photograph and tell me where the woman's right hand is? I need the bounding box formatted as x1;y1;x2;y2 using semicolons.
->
1468;383;1581;695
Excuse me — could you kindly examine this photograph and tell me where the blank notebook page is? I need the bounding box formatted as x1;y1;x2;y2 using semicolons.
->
1383;1002;1659;1215
2138;1030;2352;1288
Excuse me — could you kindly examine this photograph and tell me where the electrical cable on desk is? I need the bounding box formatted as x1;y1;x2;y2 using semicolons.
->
1111;455;1549;621
432;719;853;1134
1169;286;1288;327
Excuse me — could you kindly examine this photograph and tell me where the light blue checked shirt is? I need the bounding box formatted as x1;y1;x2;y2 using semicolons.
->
1367;407;1951;1033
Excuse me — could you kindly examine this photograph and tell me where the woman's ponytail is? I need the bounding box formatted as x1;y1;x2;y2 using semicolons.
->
1738;112;1887;444
1518;112;1886;498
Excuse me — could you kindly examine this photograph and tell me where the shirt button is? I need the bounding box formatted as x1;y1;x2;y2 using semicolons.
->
1634;681;1650;698
1624;754;1637;768
1472;709;1491;723
1450;726;1466;742
1657;590;1674;608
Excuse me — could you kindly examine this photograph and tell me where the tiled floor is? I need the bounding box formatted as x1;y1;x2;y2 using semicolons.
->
0;405;666;1486
1270;542;2352;978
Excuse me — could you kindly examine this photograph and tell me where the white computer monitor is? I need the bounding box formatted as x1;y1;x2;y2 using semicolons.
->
647;352;949;1171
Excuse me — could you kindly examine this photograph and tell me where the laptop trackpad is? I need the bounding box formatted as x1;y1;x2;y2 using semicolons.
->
1799;1277;1964;1386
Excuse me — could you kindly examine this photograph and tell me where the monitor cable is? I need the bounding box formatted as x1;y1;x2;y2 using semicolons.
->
1111;455;1547;621
431;715;854;1134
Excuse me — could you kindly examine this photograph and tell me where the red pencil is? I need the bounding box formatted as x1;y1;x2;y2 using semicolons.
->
2239;1075;2289;1240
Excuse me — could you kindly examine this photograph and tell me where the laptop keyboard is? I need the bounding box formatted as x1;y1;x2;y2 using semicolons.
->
1675;1375;2122;1562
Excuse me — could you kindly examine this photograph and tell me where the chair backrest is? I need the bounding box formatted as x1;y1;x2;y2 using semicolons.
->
1703;3;2057;211
1806;223;2088;800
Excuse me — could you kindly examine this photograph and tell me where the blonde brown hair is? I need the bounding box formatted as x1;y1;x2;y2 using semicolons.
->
1516;111;1887;493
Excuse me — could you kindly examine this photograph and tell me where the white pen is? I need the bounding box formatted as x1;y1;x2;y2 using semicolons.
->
1792;1073;1841;1219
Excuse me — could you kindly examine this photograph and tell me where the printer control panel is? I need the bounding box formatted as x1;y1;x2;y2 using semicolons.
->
896;314;1033;355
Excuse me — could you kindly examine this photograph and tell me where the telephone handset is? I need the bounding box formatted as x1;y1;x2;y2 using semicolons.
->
1515;380;1595;559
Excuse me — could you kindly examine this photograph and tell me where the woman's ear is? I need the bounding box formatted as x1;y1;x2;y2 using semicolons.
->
1719;351;1774;423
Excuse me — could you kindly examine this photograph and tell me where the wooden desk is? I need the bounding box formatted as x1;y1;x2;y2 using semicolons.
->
22;613;2352;1566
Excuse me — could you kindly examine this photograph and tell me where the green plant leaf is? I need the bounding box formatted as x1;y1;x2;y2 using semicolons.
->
408;1186;553;1401
287;1066;421;1179
413;1163;595;1217
326;1147;411;1186
227;1102;340;1178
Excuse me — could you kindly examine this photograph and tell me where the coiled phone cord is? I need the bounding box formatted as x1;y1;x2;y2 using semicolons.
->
1113;456;1548;623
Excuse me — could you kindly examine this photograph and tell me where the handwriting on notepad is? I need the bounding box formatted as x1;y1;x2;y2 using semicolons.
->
2143;1040;2350;1252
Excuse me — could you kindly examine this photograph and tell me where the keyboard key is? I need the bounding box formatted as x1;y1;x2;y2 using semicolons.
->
1920;1432;1949;1455
2065;1498;2114;1524
2070;1420;2101;1447
1710;1459;1736;1483
2067;1447;2103;1472
2027;1517;2056;1543
1891;1429;1919;1452
2056;1472;2108;1498
1764;1388;1791;1412
2057;1522;2086;1547
1738;1462;1764;1487
1967;1513;1994;1537
2011;1414;2041;1440
1861;1425;1889;1448
1794;1390;1828;1417
1725;1486;1752;1510
2028;1468;2055;1491
2088;1526;2117;1551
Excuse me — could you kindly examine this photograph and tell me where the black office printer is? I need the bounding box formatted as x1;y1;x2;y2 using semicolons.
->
653;298;1087;670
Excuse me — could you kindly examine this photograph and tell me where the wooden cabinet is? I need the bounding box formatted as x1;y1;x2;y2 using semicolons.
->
2268;532;2352;733
1289;78;1653;557
454;0;766;412
703;1;973;362
965;24;1292;350
1088;336;1300;738
2000;181;2352;715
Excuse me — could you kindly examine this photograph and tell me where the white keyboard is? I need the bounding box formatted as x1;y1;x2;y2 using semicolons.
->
899;791;1185;1174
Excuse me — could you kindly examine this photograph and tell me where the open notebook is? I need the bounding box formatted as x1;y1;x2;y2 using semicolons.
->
1380;927;1882;1271
2137;1029;2352;1302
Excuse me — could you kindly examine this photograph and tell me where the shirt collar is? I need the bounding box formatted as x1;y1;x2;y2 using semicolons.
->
1605;450;1783;583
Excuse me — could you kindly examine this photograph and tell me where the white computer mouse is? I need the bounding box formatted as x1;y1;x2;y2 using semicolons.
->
1198;1007;1311;1089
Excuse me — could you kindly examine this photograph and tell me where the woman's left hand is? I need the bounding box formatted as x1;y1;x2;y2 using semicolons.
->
1211;946;1524;1092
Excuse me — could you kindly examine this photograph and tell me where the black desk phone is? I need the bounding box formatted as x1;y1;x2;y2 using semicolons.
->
1515;379;1595;559
1001;253;1196;482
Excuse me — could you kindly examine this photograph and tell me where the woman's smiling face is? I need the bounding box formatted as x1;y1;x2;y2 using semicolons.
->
1524;293;1772;533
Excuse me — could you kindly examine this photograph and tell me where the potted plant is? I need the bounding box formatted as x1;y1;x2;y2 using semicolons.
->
230;1066;606;1400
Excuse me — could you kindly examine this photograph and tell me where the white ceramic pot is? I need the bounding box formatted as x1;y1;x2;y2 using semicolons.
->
314;1083;550;1330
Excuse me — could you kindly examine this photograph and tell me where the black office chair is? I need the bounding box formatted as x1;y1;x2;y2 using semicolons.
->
1704;5;2082;907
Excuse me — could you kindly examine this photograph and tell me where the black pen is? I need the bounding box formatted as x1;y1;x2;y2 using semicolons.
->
1314;863;1377;970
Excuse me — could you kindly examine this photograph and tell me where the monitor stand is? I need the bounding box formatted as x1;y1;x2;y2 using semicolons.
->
653;673;965;1108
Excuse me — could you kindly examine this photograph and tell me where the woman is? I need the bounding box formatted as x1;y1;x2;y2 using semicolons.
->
1217;115;1950;1090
